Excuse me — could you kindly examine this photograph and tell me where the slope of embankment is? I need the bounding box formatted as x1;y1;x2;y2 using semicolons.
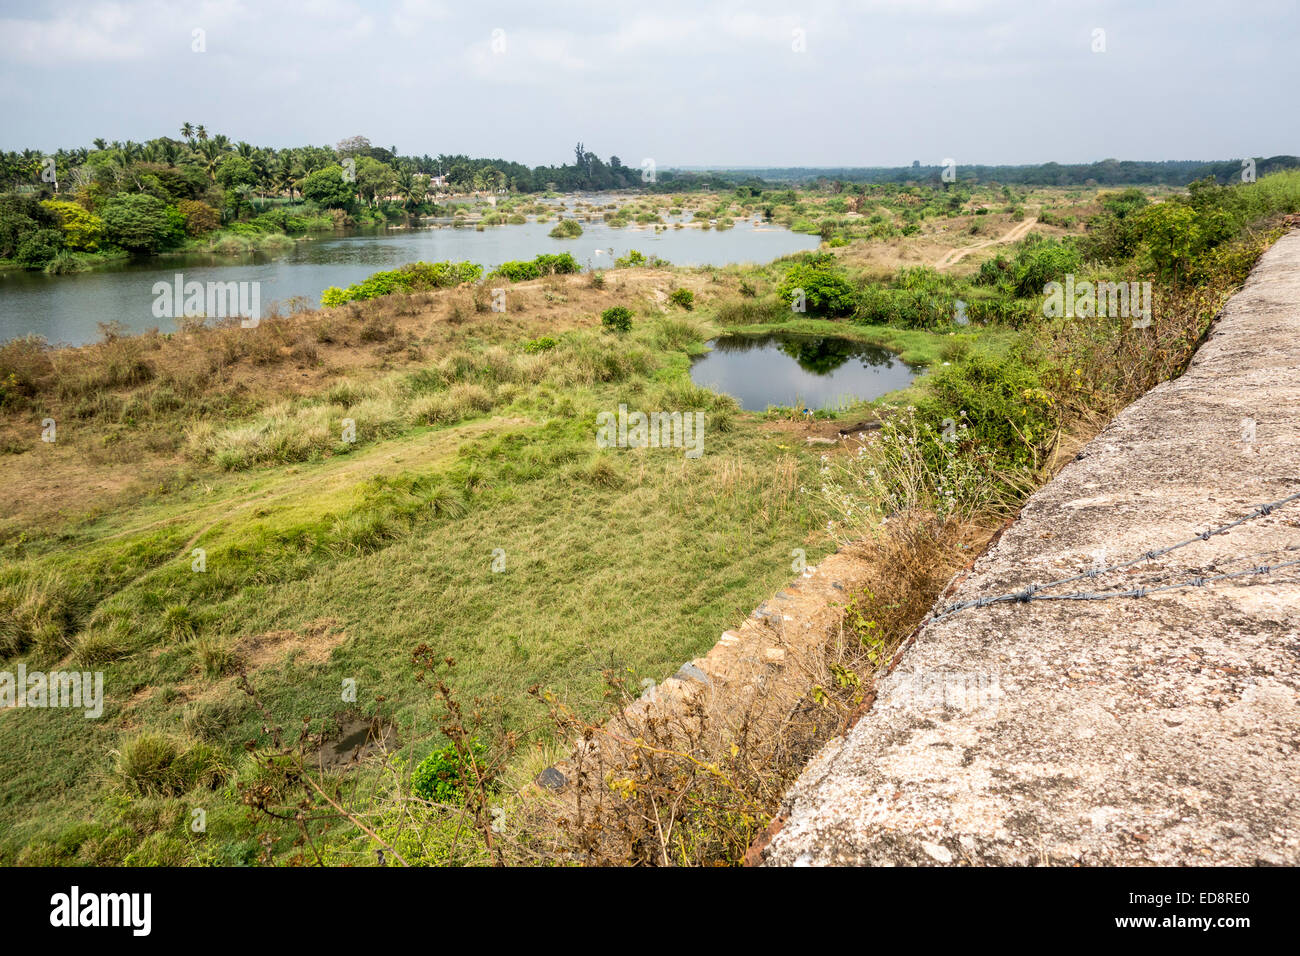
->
761;230;1300;866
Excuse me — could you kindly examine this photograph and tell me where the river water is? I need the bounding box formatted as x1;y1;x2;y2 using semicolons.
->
0;217;818;346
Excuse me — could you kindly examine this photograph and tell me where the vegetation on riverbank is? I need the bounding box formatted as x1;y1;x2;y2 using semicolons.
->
5;128;1297;275
1;170;1298;866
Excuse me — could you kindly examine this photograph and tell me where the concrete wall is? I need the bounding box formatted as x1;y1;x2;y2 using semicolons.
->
763;231;1300;866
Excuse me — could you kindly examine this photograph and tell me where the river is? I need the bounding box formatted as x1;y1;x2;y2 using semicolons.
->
0;216;818;346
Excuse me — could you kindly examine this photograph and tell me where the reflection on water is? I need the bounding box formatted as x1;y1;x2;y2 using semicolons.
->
689;332;917;411
0;218;818;346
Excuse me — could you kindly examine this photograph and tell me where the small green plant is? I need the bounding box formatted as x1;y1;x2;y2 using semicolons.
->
668;288;695;310
601;306;633;333
411;741;488;804
523;336;558;353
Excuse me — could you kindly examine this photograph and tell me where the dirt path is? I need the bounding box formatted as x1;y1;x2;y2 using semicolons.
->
935;217;1037;268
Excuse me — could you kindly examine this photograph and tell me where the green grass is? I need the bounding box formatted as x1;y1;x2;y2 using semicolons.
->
0;308;882;864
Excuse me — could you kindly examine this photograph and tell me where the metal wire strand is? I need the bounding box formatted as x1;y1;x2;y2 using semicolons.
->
927;489;1300;624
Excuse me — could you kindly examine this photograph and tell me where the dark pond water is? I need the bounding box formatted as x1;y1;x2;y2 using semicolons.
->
689;332;918;412
0;217;818;346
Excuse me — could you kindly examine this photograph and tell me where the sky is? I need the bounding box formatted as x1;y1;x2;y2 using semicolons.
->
0;0;1296;168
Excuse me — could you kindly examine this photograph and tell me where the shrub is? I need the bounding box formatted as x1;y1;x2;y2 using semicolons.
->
914;350;1057;470
601;306;633;333
1009;236;1081;298
523;336;558;353
15;228;63;267
534;252;580;274
668;288;695;310
494;259;541;282
549;218;583;239
493;252;580;282
411;741;488;804
320;260;483;307
777;264;856;316
40;200;104;251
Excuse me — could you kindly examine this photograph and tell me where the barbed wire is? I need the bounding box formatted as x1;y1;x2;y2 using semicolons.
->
927;489;1300;624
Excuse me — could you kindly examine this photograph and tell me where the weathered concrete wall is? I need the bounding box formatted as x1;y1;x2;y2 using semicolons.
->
763;231;1300;866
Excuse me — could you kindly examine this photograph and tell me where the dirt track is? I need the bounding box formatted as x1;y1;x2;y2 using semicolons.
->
935;217;1038;268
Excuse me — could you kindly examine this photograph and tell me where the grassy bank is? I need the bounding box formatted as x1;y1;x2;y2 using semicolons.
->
2;173;1298;865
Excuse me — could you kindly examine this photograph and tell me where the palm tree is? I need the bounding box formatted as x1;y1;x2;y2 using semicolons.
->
197;140;223;181
195;125;208;143
272;156;297;201
251;150;273;204
180;122;194;143
92;138;107;151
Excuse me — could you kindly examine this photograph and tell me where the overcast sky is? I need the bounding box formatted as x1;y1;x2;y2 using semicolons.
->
1;0;1296;167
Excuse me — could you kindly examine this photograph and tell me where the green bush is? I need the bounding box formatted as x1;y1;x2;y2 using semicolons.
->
777;263;856;317
320;260;483;307
601;306;633;333
15;228;63;267
1009;236;1081;297
548;218;583;239
534;252;580;274
915;350;1057;470
494;259;541;282
494;252;580;282
411;741;488;804
524;336;558;353
668;288;695;310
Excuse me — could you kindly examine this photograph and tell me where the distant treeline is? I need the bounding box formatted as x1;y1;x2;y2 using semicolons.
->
675;157;1300;187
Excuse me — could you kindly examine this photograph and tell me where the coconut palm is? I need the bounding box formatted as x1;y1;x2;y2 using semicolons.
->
196;140;223;181
273;155;298;200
